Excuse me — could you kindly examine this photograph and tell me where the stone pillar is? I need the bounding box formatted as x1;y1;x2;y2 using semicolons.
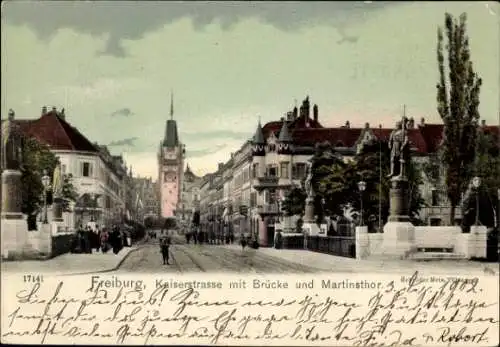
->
1;170;23;219
1;169;29;259
382;177;417;259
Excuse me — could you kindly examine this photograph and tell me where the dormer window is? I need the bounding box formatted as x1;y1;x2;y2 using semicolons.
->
267;144;276;152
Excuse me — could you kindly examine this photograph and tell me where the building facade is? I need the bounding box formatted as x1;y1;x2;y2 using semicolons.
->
200;96;500;247
12;106;133;229
157;94;185;219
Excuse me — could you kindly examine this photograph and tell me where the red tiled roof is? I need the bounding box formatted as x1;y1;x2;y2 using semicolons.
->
418;124;444;153
292;128;363;147
15;110;98;152
262;116;324;139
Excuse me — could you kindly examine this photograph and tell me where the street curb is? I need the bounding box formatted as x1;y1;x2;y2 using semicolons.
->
62;244;147;277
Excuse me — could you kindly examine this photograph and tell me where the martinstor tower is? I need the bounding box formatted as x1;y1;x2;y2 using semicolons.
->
158;92;185;218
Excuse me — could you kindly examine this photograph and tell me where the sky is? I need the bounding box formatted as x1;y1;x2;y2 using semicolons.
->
2;1;499;179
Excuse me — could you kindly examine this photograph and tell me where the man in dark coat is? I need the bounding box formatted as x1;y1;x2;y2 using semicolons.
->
160;231;172;265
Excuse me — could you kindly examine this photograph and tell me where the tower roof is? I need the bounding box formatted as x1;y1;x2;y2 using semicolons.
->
163;91;179;147
278;120;292;142
252;120;265;144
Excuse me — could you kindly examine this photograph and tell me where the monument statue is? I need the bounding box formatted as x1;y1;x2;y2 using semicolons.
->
304;161;314;198
1;112;23;171
52;163;63;199
387;118;409;179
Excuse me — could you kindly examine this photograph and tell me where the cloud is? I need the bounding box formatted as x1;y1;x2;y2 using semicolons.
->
107;137;138;147
187;144;228;158
182;130;252;142
111;108;134;117
2;2;403;57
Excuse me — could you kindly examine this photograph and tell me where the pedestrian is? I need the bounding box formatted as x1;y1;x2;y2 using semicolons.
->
101;227;110;253
160;231;171;265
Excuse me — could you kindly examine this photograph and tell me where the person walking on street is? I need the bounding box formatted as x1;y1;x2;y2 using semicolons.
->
160;231;172;265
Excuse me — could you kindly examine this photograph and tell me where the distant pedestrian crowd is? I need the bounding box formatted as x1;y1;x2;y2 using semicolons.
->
71;224;132;255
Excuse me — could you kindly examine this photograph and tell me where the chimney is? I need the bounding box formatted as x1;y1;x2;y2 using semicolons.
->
286;111;293;121
420;117;425;126
364;122;370;129
408;117;415;128
313;104;318;123
292;107;298;120
59;108;66;120
52;106;57;113
481;119;486;127
8;109;15;121
280;116;285;122
345;121;350;128
42;106;48;116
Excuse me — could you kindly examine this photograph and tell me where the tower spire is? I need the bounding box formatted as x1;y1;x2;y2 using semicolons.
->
170;90;174;120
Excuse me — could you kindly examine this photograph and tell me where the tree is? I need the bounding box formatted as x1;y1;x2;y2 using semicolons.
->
163;217;178;230
281;186;306;217
436;12;482;225
350;139;425;229
21;137;60;230
461;129;500;229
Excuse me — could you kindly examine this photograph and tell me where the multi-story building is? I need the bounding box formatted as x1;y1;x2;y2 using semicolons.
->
133;176;160;222
201;96;500;247
176;164;202;228
12;106;131;228
157;94;185;219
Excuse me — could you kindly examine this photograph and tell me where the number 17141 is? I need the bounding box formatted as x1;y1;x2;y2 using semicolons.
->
23;275;44;283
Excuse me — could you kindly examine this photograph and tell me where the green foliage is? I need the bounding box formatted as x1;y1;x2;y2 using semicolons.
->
282;186;307;216
60;173;78;212
163;217;178;230
436;12;482;225
144;216;155;229
462;130;500;228
20;137;59;220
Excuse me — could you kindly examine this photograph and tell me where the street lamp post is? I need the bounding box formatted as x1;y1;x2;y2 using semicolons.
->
358;181;366;227
472;177;481;226
41;170;51;224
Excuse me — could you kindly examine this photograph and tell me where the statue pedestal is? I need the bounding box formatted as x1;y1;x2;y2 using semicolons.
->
382;222;417;259
383;177;416;258
388;177;410;222
304;197;315;223
52;199;64;222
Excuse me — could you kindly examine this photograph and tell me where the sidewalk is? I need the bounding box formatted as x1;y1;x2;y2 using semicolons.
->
222;244;498;276
1;246;141;276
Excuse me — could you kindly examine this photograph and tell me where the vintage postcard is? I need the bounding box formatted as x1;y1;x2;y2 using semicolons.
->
1;1;499;346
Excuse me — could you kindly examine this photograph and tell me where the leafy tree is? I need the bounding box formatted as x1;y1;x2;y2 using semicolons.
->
310;142;350;222
21;137;59;230
163;217;178;230
350;139;425;228
436;12;482;225
461;129;500;229
281;186;306;217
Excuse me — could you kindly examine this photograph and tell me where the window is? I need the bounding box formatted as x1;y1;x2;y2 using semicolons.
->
280;162;289;178
252;163;259;178
267;165;278;177
250;192;257;207
81;162;92;177
292;163;307;179
431;189;440;206
61;164;67;174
